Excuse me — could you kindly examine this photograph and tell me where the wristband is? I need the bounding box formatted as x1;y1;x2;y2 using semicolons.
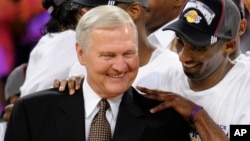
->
189;105;203;123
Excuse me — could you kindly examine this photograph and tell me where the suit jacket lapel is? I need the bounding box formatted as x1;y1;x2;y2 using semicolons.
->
56;89;86;141
113;87;146;141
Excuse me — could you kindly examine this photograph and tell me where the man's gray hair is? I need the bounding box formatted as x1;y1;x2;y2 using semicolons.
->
76;5;138;52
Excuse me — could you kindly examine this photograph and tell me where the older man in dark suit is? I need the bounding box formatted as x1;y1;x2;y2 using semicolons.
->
4;5;190;141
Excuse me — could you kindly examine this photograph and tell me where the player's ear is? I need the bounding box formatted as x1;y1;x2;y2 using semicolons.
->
76;42;86;65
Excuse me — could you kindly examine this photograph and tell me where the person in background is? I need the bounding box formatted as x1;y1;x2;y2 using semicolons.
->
4;5;190;141
0;63;27;140
2;63;27;120
239;0;250;53
146;0;187;51
19;0;93;97
4;63;27;105
230;0;248;61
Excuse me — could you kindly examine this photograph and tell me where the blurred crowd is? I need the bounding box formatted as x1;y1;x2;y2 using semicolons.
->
0;0;50;115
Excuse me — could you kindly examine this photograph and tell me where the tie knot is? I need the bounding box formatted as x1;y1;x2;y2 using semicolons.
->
99;99;110;111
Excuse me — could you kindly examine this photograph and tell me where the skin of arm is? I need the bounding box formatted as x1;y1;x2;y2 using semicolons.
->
136;86;229;141
194;108;229;141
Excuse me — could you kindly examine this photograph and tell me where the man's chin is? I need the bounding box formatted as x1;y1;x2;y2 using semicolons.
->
184;71;199;80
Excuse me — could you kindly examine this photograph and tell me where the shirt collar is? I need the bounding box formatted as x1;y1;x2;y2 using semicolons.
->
83;76;123;119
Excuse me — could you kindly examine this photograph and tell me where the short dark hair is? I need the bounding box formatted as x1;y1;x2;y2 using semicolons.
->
42;0;83;33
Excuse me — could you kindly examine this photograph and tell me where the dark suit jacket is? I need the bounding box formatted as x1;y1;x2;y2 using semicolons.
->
4;85;190;141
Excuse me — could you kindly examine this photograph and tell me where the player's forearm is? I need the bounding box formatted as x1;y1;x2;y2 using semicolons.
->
193;109;229;141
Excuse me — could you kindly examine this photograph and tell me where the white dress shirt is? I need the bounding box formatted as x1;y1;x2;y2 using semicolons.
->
83;76;122;140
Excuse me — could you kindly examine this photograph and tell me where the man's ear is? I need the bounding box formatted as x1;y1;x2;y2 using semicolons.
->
223;38;237;55
76;42;86;65
239;19;247;36
125;2;142;21
80;7;89;14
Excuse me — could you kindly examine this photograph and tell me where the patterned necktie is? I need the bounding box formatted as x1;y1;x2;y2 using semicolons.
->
88;99;111;141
